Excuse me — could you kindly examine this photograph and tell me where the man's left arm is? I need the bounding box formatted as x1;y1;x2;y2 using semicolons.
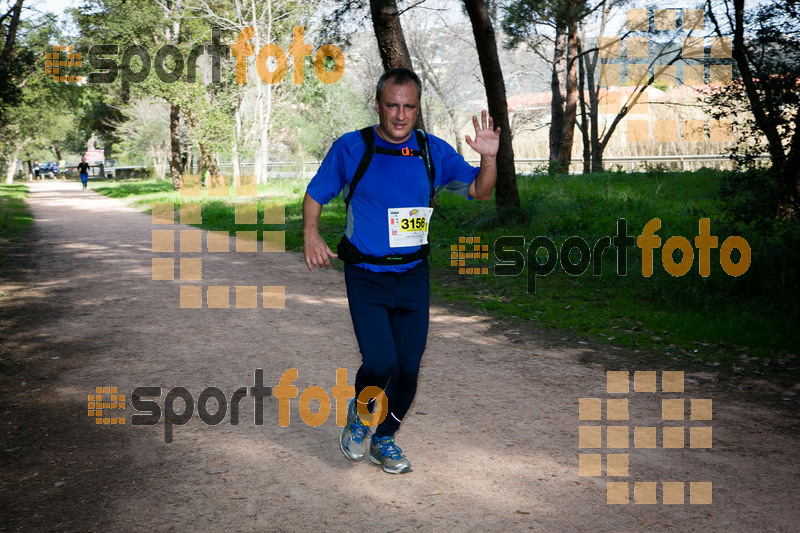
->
465;110;500;201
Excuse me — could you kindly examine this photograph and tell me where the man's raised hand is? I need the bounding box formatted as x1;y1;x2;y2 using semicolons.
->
465;109;500;158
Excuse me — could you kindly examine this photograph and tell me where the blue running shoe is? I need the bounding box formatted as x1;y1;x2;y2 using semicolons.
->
369;435;412;474
339;399;369;461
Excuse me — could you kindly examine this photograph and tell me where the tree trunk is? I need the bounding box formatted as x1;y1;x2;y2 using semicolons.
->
586;50;602;173
464;0;520;212
786;111;800;206
251;0;273;185
592;148;604;173
589;2;611;173
0;0;24;69
559;18;579;171
186;109;221;179
169;104;182;190
262;83;272;184
4;140;29;184
727;0;785;167
232;87;242;177
729;0;797;207
369;0;425;131
164;0;184;190
199;143;220;177
0;0;24;121
447;106;464;155
5;155;18;184
578;46;590;175
709;0;798;211
549;21;567;172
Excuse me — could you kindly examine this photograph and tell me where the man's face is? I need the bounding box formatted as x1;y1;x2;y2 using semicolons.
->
374;80;419;144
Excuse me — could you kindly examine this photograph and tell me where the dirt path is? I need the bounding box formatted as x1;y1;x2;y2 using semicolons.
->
1;180;798;532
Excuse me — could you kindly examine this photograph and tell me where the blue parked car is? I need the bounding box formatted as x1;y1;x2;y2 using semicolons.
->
40;161;56;178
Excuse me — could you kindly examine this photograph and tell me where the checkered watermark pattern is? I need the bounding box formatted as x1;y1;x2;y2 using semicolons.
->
88;386;126;425
598;7;733;145
151;175;286;309
579;370;713;504
45;44;83;83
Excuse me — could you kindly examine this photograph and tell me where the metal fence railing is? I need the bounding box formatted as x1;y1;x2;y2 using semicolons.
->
465;154;770;173
98;154;769;180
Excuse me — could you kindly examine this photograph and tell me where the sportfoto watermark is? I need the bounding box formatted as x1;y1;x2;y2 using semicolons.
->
579;370;713;505
93;368;387;443
491;218;750;292
83;26;344;89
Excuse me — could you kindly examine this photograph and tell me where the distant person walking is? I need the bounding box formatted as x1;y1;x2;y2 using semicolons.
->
77;157;90;191
52;161;60;180
33;161;40;182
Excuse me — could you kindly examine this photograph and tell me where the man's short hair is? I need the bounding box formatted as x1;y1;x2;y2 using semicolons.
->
376;67;422;102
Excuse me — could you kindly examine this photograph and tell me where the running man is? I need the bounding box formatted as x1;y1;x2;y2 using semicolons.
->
303;68;498;474
77;157;90;191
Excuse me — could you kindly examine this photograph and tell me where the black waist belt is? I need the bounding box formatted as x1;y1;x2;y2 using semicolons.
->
337;235;429;265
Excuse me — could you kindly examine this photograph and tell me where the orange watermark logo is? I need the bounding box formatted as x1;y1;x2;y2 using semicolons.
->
599;7;734;143
450;236;490;276
45;44;83;83
73;26;343;89
579;370;713;504
87;386;126;425
92;369;387;443
231;26;344;85
458;218;751;292
150;192;286;309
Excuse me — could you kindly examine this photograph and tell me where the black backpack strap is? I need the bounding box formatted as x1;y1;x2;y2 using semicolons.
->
344;126;375;208
345;127;434;208
415;129;445;219
337;127;440;265
414;129;435;203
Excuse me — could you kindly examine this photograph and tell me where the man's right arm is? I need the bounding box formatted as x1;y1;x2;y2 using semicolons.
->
302;192;338;272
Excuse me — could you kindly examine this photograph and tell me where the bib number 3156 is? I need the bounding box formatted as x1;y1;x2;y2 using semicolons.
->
388;207;433;247
401;217;427;231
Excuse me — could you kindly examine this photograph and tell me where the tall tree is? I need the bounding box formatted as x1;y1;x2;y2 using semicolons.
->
706;0;800;213
369;0;413;70
161;0;185;189
585;8;696;172
559;14;579;169
369;0;424;131
506;1;696;173
190;0;314;184
464;0;520;212
549;17;567;171
70;0;163;166
504;0;587;173
0;0;32;121
1;20;77;183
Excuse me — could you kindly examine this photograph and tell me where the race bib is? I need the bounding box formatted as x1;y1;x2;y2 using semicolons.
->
388;207;433;248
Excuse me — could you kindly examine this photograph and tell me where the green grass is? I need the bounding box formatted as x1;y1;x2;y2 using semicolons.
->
93;172;799;378
0;184;33;261
93;178;309;246
427;169;797;374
